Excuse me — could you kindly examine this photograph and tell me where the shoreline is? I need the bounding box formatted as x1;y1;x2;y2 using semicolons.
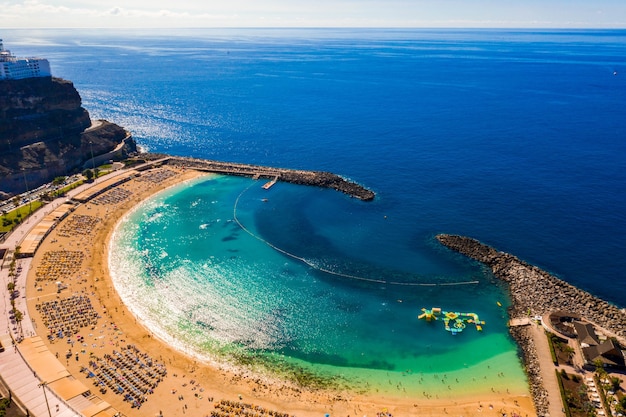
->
17;167;535;417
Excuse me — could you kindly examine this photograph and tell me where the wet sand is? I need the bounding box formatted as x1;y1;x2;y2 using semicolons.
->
25;167;535;417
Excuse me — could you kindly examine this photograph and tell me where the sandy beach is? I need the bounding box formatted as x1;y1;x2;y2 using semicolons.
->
23;167;536;417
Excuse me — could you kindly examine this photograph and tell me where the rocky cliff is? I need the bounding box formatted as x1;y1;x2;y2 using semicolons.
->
0;77;136;196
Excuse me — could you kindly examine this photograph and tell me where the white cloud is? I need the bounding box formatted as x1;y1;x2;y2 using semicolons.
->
2;0;625;28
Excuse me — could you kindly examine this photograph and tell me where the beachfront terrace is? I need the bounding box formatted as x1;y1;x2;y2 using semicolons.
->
71;170;138;203
19;202;76;257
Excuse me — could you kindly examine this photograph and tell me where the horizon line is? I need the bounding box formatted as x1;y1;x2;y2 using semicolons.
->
3;26;626;30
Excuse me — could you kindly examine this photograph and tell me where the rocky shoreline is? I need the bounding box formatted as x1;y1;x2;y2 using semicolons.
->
436;234;626;416
509;325;550;416
162;155;376;201
436;234;626;335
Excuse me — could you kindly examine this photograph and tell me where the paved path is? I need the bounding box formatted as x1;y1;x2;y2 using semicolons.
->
0;176;122;416
0;186;95;416
529;323;566;417
0;160;165;416
0;336;78;417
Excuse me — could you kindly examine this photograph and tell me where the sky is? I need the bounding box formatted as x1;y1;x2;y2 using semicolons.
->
3;0;626;29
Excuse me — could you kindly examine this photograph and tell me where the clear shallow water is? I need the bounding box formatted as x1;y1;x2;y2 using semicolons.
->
110;174;527;394
7;28;626;393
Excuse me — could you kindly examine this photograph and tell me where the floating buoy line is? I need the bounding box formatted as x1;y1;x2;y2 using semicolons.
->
232;183;479;287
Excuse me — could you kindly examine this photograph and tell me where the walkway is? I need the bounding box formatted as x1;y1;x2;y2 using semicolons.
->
0;159;168;416
0;192;89;416
0;335;78;417
528;322;567;417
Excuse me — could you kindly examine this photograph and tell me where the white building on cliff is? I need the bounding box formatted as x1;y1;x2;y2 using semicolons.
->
0;39;51;80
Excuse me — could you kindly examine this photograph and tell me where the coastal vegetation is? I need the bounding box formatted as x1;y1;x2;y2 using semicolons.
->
0;201;43;233
0;396;27;417
52;179;83;196
556;370;594;417
547;332;575;366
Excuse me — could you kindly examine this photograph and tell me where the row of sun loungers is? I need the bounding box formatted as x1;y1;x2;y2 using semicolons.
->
91;187;133;205
36;295;100;337
211;400;295;417
135;168;177;183
57;214;101;237
35;250;84;281
84;345;167;408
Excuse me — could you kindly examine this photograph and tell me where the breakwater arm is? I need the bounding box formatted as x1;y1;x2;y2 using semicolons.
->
437;234;626;417
436;234;626;337
162;155;375;201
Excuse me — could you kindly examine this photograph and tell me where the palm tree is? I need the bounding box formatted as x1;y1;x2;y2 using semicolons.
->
593;358;606;377
563;345;575;364
609;376;622;392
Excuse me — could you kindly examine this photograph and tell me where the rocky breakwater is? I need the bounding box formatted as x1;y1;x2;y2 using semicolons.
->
435;234;626;335
166;156;375;201
436;234;626;416
0;77;136;195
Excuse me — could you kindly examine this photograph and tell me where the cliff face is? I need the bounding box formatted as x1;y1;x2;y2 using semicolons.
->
0;77;136;195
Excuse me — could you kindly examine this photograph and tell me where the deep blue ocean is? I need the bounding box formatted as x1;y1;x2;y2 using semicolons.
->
6;28;626;392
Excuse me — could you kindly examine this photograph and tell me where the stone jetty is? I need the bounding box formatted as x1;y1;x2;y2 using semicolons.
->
436;234;626;336
159;155;376;201
436;234;626;416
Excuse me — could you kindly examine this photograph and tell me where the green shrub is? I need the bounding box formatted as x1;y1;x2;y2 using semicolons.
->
546;332;559;365
0;397;12;417
556;369;573;417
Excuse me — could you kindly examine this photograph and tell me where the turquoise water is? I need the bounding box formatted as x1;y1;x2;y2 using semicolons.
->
13;27;619;397
12;28;623;307
109;174;528;395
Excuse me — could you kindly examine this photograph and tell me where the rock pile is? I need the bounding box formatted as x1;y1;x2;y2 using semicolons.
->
165;156;376;201
436;233;626;417
436;234;626;337
509;326;549;416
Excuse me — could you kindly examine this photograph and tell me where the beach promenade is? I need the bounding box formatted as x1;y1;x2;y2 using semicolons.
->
0;179;112;417
0;162;165;417
1;162;536;417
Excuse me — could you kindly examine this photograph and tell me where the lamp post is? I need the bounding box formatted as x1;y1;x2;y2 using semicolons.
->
89;140;97;182
21;168;32;214
38;381;53;417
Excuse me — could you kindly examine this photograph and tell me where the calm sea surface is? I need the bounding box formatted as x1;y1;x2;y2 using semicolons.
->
7;28;626;394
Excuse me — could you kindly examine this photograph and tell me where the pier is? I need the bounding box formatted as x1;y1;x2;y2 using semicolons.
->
161;155;376;201
262;176;279;189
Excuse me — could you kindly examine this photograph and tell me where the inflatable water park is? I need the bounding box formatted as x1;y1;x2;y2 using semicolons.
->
418;307;485;335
